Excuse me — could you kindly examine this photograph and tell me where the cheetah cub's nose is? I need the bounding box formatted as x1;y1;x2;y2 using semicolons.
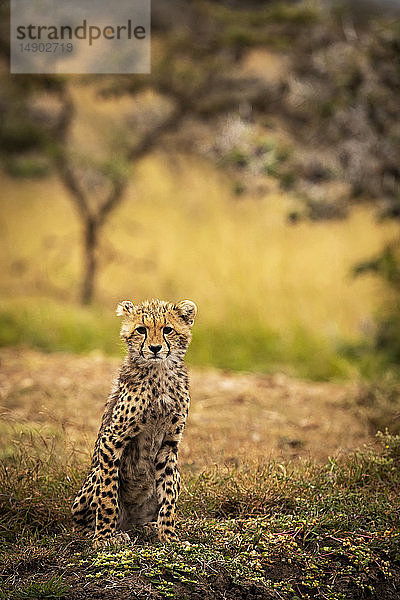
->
149;345;162;355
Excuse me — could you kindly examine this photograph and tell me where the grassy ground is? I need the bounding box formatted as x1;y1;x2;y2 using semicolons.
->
0;348;399;599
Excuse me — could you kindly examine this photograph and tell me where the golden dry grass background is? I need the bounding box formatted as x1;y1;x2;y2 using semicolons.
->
0;155;396;334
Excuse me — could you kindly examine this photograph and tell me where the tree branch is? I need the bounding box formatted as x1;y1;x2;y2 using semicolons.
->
97;101;188;225
97;178;126;226
54;85;92;222
127;101;187;162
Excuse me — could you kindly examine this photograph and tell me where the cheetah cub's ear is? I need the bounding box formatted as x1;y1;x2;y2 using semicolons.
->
116;300;135;317
174;300;197;327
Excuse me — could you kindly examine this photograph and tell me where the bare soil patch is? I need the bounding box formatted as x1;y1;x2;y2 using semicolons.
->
0;347;368;467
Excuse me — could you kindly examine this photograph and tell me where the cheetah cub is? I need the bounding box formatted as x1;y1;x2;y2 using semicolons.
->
72;298;197;547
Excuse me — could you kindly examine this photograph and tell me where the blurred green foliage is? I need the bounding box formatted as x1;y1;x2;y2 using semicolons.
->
353;241;400;368
0;299;121;356
0;298;356;380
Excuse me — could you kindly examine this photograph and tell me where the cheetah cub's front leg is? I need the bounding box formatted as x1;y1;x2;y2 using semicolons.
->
155;419;186;542
92;427;131;547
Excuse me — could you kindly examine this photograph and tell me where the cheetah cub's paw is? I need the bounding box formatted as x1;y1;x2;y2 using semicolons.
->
93;531;131;549
141;522;158;540
158;527;178;543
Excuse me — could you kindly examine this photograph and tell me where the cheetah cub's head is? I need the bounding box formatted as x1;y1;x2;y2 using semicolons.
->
116;298;197;363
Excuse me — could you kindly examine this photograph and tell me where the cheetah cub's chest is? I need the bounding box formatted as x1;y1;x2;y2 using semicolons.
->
133;392;183;461
118;392;187;528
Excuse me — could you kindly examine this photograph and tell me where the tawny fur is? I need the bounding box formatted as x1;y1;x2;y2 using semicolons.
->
71;298;197;545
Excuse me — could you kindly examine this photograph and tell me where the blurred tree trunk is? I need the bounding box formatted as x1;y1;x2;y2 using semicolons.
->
81;217;98;305
79;180;125;305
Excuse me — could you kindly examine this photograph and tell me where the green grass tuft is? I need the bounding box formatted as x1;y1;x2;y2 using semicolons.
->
4;576;69;600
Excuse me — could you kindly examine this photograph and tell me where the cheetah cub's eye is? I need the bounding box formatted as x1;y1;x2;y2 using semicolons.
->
136;326;147;335
163;326;173;334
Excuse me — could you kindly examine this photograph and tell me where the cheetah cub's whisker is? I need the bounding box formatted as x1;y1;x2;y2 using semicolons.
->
72;298;197;547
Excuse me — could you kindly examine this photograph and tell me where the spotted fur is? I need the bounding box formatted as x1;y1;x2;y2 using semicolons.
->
72;298;197;546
